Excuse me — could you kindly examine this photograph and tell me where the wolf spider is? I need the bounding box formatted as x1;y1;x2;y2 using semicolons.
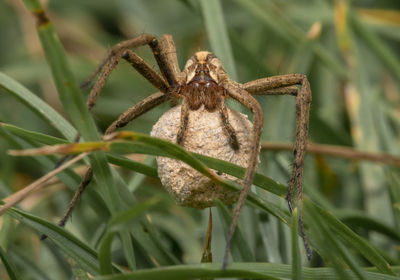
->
58;34;311;267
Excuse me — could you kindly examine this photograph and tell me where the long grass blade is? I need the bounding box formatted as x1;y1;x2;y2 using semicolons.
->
7;207;101;275
0;72;76;141
199;0;237;80
0;246;21;280
291;208;301;280
215;200;255;262
94;262;400;280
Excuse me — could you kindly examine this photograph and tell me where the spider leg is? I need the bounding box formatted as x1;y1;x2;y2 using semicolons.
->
244;74;312;259
158;34;184;85
221;82;263;269
176;100;189;145
85;34;179;110
122;50;169;93
252;85;298;96
106;92;168;135
244;74;311;210
43;167;93;236
219;101;240;151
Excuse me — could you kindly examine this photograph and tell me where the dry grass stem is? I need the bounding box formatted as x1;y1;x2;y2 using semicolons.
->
0;153;88;216
261;142;400;166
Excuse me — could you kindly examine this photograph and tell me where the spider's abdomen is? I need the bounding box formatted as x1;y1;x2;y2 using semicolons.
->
182;81;224;111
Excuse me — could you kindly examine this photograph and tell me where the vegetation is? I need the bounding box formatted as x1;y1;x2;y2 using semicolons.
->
0;0;399;279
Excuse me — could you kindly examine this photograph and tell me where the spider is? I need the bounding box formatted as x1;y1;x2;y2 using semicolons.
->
58;34;311;268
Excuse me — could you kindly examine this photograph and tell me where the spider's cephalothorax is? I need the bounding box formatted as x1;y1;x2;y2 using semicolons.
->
59;34;311;268
180;51;226;111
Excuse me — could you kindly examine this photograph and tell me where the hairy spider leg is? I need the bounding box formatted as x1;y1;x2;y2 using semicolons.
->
220;83;263;269
243;74;312;260
85;34;180;110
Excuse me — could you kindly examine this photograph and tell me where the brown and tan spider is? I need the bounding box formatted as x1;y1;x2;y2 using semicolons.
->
61;34;311;267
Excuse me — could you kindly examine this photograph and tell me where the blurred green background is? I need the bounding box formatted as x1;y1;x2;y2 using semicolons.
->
0;0;399;279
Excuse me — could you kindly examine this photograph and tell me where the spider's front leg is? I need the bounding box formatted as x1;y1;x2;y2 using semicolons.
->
84;34;180;110
106;92;169;135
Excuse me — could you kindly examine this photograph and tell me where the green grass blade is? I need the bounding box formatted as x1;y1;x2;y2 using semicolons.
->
95;262;400;280
0;246;21;280
130;220;180;266
291;208;301;280
0;123;156;179
99;199;158;274
386;169;400;232
107;135;243;195
0;126;108;218
98;232;115;275
120;231;136;271
199;0;237;80
334;209;400;241
8;249;53;280
233;0;348;80
20;3;98;142
7;207;100;275
125;156;156;193
350;12;400;81
305;201;365;280
311;200;395;276
0;214;14;250
107;154;158;179
0;122;69;145
0;72;76;140
21;0;125;219
215;200;255;262
70;258;93;280
108;198;159;232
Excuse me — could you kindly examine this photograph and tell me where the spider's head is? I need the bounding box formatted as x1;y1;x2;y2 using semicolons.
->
183;51;226;84
182;52;227;111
